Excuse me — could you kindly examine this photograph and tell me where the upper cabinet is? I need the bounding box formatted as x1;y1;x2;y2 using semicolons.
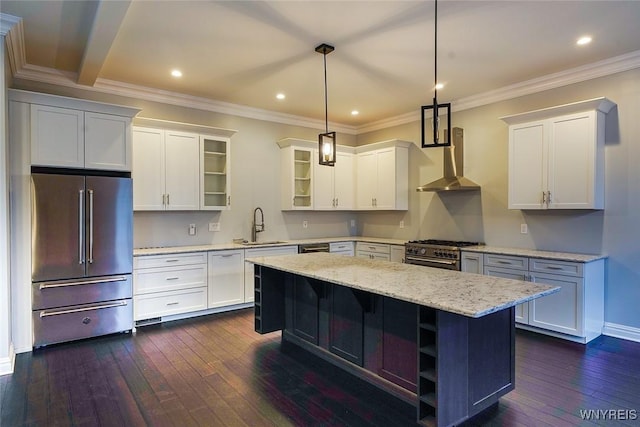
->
132;118;236;211
314;150;355;210
355;140;410;210
278;141;314;210
200;135;231;210
10;90;140;171
502;98;615;210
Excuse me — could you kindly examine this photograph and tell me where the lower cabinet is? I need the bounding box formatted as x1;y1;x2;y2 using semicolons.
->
329;241;355;256
208;249;245;308
133;252;208;321
461;250;604;343
355;242;391;260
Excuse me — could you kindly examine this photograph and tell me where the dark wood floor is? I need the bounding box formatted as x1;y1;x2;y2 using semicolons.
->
1;309;639;426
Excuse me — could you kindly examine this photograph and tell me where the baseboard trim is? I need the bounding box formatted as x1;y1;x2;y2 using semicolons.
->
0;343;16;376
603;322;640;343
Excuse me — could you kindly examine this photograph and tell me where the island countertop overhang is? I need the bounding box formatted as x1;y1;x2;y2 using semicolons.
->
246;252;559;318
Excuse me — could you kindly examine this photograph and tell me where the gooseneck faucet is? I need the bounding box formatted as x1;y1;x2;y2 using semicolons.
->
252;207;264;242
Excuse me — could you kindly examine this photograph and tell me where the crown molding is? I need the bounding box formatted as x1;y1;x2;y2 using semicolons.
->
357;49;640;134
5;16;640;136
1;13;20;36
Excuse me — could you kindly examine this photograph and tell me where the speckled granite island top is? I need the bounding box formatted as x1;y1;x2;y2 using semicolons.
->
247;252;559;318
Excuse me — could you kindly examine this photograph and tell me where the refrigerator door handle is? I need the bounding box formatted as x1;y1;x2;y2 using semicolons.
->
38;275;129;290
88;189;94;263
39;300;128;317
78;189;85;264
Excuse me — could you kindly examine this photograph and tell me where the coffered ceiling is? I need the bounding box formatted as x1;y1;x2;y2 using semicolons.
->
2;1;640;133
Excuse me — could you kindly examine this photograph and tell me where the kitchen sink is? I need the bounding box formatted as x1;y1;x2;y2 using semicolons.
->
241;240;289;246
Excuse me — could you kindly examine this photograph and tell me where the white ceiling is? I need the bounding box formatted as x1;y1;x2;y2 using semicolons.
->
2;0;640;131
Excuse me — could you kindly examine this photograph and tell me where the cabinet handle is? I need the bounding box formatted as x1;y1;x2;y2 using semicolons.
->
221;254;234;258
166;302;179;306
165;277;180;281
496;260;512;265
545;266;564;270
78;189;84;265
335;197;338;207
167;194;170;205
542;191;546;205
547;191;551;206
227;195;231;205
165;259;179;263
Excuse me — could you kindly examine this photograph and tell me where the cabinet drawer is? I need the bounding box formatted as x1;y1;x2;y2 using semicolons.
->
530;259;583;277
330;242;354;252
484;254;528;271
356;242;390;254
134;287;207;320
134;252;207;269
134;264;207;294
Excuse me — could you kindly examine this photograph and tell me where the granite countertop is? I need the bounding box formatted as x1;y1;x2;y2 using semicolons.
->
133;236;407;256
462;245;606;263
247;252;559;318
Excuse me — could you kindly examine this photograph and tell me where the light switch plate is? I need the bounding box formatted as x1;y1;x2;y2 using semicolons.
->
188;224;196;235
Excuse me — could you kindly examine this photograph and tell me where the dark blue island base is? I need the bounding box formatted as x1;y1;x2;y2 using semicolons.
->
254;265;515;427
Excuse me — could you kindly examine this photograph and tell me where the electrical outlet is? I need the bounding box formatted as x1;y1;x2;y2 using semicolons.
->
302;220;308;229
520;223;528;234
350;219;356;227
400;220;405;229
209;222;220;232
188;224;196;235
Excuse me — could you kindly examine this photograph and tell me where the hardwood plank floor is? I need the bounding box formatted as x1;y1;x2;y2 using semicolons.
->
1;308;639;426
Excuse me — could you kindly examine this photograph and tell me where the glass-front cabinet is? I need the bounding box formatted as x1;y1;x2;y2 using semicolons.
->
293;149;312;208
200;135;231;210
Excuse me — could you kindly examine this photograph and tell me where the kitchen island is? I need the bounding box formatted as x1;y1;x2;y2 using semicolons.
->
248;253;558;427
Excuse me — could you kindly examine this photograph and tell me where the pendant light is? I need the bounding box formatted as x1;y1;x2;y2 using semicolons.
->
316;43;336;166
421;0;451;148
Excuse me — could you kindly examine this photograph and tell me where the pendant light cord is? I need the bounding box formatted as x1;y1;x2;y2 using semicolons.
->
434;0;438;101
323;52;329;134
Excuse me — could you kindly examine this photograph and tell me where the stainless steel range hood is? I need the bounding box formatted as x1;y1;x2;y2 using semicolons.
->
417;127;480;192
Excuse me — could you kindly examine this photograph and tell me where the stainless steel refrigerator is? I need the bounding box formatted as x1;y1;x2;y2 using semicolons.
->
31;171;133;348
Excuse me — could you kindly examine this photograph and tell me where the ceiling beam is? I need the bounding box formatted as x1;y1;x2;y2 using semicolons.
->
77;0;131;86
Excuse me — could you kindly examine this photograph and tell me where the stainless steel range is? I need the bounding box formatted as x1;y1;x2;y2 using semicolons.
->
404;239;481;270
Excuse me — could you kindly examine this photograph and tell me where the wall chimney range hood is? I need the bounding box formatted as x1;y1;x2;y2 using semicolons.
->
417;127;480;192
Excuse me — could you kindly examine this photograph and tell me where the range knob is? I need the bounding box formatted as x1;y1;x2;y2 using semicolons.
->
419;248;427;255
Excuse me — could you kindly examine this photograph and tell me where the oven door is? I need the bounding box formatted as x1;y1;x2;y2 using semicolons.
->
404;256;459;270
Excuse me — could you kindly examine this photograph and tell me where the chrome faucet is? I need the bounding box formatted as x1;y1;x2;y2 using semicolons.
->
251;207;264;242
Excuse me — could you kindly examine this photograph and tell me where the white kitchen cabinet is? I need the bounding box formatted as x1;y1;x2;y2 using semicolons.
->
460;252;483;275
133;127;200;211
208;250;244;308
314;151;355;210
355;242;390;261
462;249;604;343
244;246;298;302
279;142;314;210
390;245;405;263
502;98;615;210
355;140;410;210
200;135;231;210
29;100;137;171
330;241;354;256
133;252;208;321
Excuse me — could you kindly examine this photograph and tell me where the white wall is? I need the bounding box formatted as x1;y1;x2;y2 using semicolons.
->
357;68;640;331
1;17;15;375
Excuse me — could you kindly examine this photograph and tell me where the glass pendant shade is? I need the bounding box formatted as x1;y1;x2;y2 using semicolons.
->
319;131;336;166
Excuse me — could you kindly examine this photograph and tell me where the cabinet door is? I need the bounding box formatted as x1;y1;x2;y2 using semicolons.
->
484;266;529;324
330;285;364;366
390;245;405;263
334;152;355;210
132;127;165;210
528;272;584;337
508;121;546;209
356;151;377;209
30;104;84;168
548;112;597;209
85;112;131;171
208;250;244;308
375;148;396;209
313;150;335;210
200;135;231;210
164;131;200;210
461;252;483;274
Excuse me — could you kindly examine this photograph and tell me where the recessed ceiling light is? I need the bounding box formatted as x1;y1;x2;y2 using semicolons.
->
351;110;359;116
171;69;182;78
577;36;592;46
276;93;286;100
435;83;444;90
